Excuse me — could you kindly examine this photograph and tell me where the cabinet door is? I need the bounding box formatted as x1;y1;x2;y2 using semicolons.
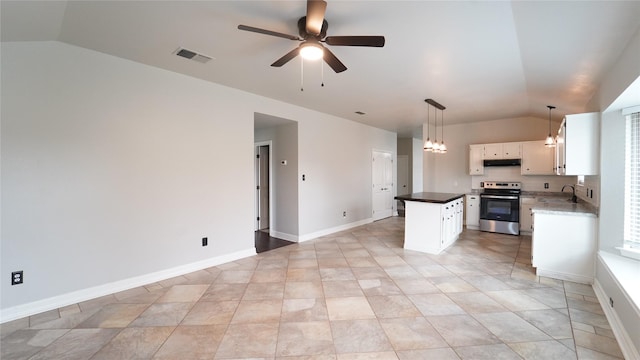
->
483;143;502;159
502;142;521;159
520;197;535;232
469;145;484;175
555;121;566;175
564;112;599;175
465;195;480;227
521;141;555;175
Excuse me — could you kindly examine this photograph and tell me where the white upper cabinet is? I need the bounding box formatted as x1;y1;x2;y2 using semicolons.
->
521;140;555;175
555;112;600;175
483;142;521;159
469;145;484;175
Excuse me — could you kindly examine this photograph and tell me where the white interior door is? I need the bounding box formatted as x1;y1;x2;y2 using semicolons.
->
372;150;394;221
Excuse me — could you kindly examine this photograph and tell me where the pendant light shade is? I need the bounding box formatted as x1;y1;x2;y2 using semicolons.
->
545;105;556;147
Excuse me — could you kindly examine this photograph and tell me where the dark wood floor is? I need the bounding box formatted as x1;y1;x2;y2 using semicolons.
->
255;230;295;253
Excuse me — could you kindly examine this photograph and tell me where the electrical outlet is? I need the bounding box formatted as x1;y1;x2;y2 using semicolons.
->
11;271;23;285
202;237;208;247
544;183;549;189
343;211;347;218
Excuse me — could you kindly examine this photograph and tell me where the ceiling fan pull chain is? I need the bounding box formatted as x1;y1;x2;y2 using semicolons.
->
321;61;325;87
300;57;304;91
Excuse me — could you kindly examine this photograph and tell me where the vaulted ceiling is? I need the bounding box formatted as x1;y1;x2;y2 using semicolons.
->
2;1;639;137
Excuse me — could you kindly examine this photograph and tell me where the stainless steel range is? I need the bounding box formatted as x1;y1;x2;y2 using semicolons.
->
479;181;521;235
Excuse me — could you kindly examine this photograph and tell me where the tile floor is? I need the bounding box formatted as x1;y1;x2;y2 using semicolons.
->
1;217;625;359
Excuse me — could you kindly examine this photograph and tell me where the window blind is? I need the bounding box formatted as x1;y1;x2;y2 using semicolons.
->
624;111;640;248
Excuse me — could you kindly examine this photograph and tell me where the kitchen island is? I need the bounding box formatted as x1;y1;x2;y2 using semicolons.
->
395;192;465;254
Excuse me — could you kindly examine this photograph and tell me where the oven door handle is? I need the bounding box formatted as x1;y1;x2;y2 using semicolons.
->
480;195;519;200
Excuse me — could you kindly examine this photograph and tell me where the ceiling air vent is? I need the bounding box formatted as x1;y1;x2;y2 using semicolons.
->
175;47;213;64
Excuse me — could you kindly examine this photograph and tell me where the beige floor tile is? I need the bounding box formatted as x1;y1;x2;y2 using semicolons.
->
153;325;226;359
508;340;577;360
276;321;334;357
231;299;282;323
156;284;209;303
426;315;501;347
289;259;320;269
251;268;287;283
28;309;60;327
430;276;478;293
485;290;550;311
383;266;421;280
573;329;624;358
281;298;329;322
337;352;398;359
472;312;551;342
454;343;521;359
379;317;448;350
408;293;466;316
243;282;285;300
346;257;379;268
287;268;322;281
76;303;149;328
459;275;512;291
318;257;350;268
359;279;403;296
181;300;239;325
91;326;174;360
330;319;393;354
215;270;255;283
522;287;568;309
397;348;460;360
285;281;325;299
129;303;194;327
414;264;456;278
323;280;365;297
367;295;422;319
200;283;247;301
0;318;29;339
516;309;573;339
28;328;120;360
0;329;69;360
320;268;357;281
575;346;623;359
351;266;389;280
215;323;279;358
569;308;612;330
326;297;375;320
447;292;507;313
393;278;440;295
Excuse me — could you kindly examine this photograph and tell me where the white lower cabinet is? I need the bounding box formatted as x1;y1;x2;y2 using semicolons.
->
519;196;540;234
532;211;597;284
465;194;480;229
404;198;463;254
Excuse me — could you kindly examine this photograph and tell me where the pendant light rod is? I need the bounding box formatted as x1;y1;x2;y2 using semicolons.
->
425;98;446;110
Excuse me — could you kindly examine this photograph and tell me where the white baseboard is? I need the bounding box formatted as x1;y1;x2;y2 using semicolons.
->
0;248;256;324
594;279;640;360
535;269;593;285
270;230;298;242
298;218;373;242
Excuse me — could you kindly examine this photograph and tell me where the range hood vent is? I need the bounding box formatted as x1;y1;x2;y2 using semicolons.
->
483;159;521;167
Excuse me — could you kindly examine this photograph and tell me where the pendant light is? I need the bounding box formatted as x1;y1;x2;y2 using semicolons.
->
432;107;440;153
440;107;447;153
424;103;433;151
545;105;556;147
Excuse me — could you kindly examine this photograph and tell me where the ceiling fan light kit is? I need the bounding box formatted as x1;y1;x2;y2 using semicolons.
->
237;0;385;74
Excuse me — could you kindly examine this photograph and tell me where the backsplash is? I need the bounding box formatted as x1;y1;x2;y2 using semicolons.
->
576;175;600;207
471;166;577;192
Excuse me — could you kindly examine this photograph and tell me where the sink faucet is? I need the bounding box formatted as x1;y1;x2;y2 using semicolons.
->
561;185;578;203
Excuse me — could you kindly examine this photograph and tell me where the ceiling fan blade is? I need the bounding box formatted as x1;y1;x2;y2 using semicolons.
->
238;24;300;41
322;47;347;73
306;0;327;35
271;47;300;67
325;36;385;47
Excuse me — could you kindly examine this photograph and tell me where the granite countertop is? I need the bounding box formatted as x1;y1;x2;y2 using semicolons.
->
395;192;465;204
531;198;598;217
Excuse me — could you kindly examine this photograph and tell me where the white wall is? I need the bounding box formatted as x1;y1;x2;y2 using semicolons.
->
0;41;396;319
586;25;640;357
412;138;424;193
423;116;564;193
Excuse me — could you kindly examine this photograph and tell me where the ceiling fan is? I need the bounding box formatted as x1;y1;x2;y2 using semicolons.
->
237;0;385;73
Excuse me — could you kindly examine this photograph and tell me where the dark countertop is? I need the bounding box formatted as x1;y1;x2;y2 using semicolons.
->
395;192;465;204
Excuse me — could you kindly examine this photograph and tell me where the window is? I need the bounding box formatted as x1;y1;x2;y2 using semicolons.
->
624;110;640;251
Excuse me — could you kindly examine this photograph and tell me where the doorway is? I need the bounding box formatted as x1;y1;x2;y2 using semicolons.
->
255;142;271;232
